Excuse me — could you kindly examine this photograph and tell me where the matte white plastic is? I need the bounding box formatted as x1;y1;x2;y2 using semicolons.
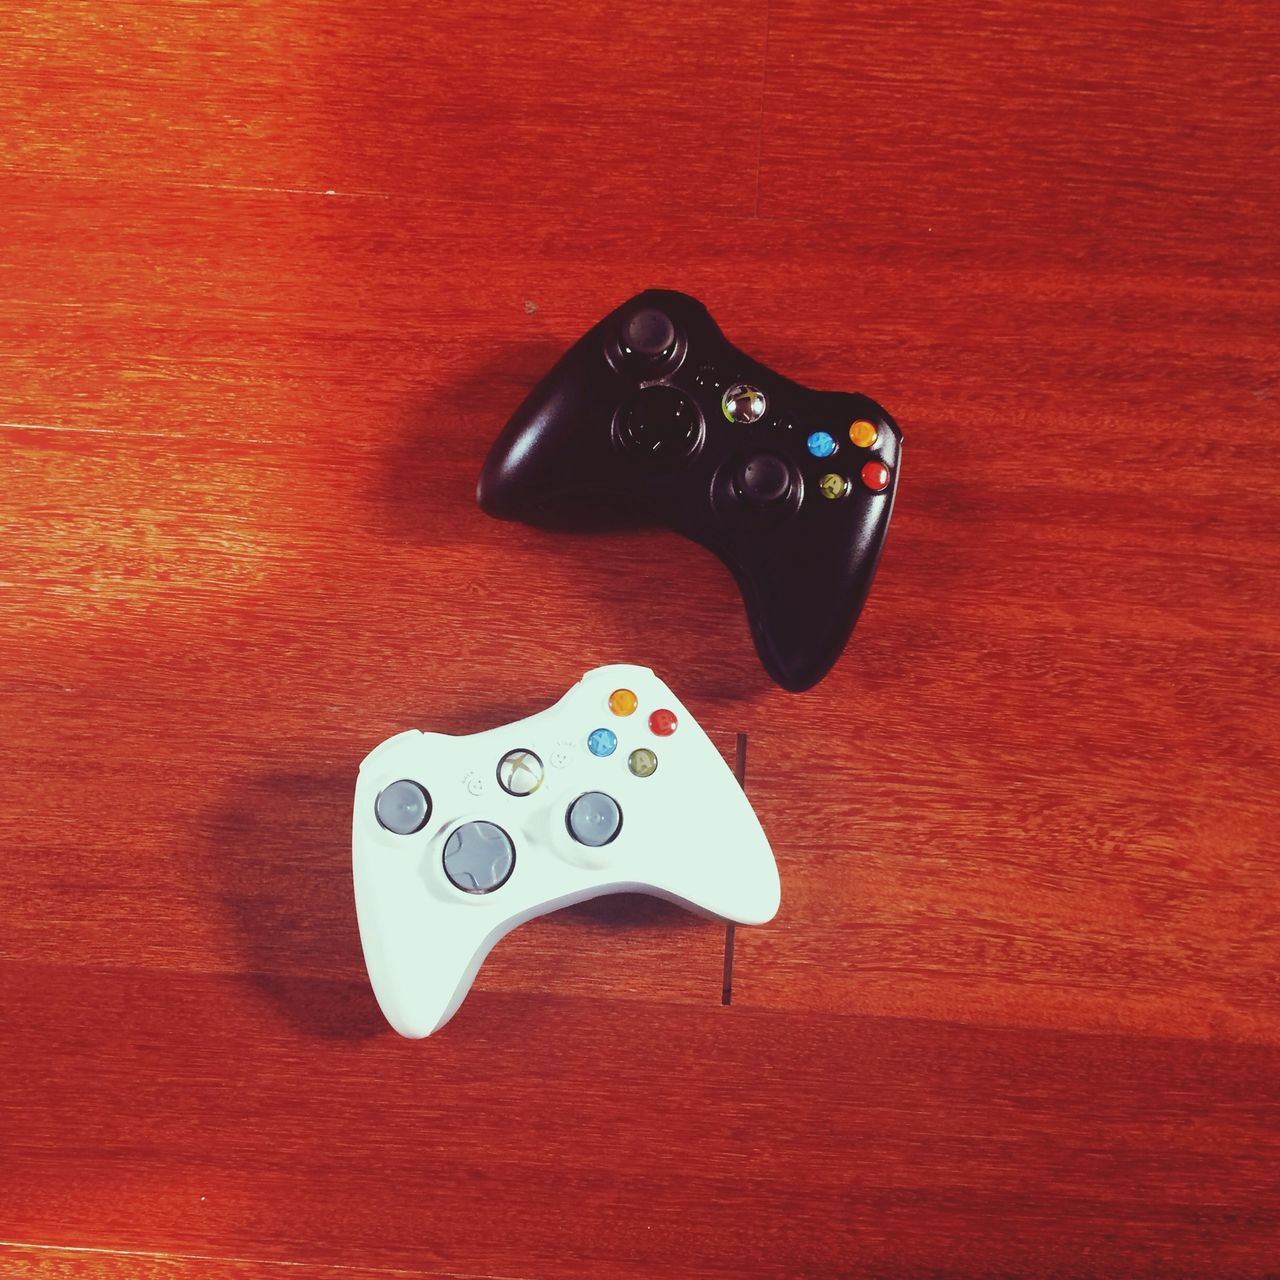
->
352;664;780;1037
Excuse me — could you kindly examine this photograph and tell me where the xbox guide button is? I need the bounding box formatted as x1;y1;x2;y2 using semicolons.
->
497;748;544;796
722;383;767;424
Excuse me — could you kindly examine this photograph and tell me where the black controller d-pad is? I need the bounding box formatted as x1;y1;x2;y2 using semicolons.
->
734;453;794;505
615;385;702;463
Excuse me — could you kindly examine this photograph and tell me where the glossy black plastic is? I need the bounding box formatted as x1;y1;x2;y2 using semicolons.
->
477;289;902;691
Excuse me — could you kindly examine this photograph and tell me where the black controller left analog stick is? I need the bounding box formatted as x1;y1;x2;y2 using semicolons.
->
619;307;677;365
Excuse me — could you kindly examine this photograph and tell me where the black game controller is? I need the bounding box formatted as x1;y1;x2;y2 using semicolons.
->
477;290;902;691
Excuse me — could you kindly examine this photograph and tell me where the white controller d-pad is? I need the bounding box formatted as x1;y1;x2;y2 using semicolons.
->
352;664;779;1037
442;821;516;892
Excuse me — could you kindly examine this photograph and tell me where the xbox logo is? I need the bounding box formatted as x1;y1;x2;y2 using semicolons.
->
497;749;545;797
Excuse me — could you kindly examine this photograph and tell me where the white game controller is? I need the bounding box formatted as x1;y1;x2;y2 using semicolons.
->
352;664;780;1037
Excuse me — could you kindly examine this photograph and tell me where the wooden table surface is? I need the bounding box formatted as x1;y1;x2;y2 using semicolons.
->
2;2;1278;1276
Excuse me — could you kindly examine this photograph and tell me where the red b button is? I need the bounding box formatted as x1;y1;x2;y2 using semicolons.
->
648;708;678;736
861;461;891;492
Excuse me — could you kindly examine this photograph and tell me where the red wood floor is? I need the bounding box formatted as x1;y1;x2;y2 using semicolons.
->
2;2;1277;1275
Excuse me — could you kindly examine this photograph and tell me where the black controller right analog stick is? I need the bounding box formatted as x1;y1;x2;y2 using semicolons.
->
733;453;794;505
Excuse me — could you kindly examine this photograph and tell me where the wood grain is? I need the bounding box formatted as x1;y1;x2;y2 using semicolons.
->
2;0;1278;1275
3;964;1279;1278
0;0;768;210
